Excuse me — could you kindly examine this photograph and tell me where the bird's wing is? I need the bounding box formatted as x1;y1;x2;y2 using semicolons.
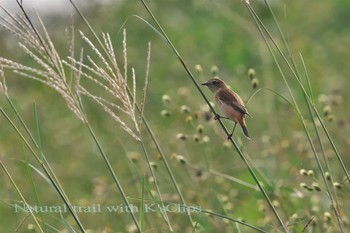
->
218;89;249;116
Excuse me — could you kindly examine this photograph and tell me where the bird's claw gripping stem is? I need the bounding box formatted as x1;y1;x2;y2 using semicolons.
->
214;114;227;120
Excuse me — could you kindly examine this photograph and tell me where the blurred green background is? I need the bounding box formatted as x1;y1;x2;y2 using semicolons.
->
0;0;349;232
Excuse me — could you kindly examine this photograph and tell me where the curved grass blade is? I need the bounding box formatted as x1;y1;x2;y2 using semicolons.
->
139;0;288;231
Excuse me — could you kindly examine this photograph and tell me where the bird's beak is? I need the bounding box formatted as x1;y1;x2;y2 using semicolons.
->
202;82;208;86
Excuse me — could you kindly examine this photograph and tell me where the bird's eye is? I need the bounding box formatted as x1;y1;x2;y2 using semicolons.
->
212;81;218;85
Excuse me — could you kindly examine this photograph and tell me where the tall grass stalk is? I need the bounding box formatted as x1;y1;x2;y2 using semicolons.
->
138;108;197;228
245;1;349;183
139;139;173;230
243;1;346;230
68;28;173;230
139;0;288;231
129;197;267;232
68;0;198;229
23;122;48;232
0;101;85;232
198;209;266;233
0;160;44;232
297;55;342;230
0;2;142;231
258;3;346;177
5;96;83;215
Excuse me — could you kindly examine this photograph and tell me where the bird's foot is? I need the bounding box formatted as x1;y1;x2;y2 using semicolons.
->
214;114;222;120
214;114;228;120
227;133;233;140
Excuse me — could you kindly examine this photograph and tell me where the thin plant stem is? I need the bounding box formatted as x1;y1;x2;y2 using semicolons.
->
138;110;197;227
294;55;342;230
6;96;73;204
68;0;196;229
139;0;288;231
139;138;173;231
245;2;349;182
80;108;142;232
0;160;44;233
244;1;344;230
0;105;86;232
6;3;143;230
23;142;48;232
130;197;267;233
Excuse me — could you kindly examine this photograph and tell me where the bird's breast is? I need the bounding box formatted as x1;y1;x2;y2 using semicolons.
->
218;101;241;122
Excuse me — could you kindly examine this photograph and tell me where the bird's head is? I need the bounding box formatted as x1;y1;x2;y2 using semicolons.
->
202;77;226;92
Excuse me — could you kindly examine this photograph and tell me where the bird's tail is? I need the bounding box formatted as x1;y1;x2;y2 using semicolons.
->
240;121;250;140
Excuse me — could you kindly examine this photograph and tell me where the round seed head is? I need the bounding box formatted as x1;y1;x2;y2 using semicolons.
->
300;183;312;191
27;224;35;231
323;105;331;117
272;200;280;208
160;109;171;117
180;105;191;113
333;182;342;189
317;94;328;104
312;182;321;191
248;68;256;79
300;169;308;176
176;155;186;164
307;170;314;176
211;65;219;75
251;78;259;89
176;133;187;141
201;135;210;143
196;124;204;134
185;116;193;123
128;151;141;163
193;134;200;142
195;64;203;73
323;212;331;222
150;161;158;170
162;94;171;103
327;114;335;122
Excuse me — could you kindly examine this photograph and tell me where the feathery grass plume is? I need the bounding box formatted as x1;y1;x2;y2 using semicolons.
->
1;4;143;231
0;8;85;122
0;63;7;95
139;42;151;129
0;79;3;95
64;29;151;141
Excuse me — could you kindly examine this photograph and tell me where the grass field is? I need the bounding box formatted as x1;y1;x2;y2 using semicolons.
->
0;1;349;232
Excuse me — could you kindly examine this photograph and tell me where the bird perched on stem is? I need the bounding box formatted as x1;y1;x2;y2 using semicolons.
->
202;77;250;140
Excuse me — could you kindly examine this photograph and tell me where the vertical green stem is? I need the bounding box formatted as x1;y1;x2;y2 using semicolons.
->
139;0;288;231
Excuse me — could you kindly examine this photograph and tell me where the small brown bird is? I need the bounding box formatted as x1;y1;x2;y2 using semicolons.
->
202;77;250;139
